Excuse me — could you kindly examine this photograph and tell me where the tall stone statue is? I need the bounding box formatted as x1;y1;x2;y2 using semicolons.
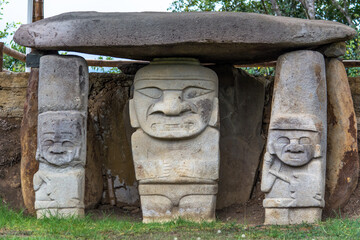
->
261;50;327;225
34;55;88;218
130;58;219;222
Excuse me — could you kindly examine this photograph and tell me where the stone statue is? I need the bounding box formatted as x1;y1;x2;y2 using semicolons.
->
130;58;219;222
34;55;88;218
261;50;327;225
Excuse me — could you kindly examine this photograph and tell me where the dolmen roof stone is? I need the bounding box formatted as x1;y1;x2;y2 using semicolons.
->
13;11;356;64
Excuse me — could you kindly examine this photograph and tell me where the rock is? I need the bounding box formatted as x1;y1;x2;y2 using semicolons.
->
325;58;359;210
0;72;28;118
212;65;265;209
14;12;356;64
20;69;39;215
130;58;219;222
319;42;346;58
261;50;327;225
87;73;137;207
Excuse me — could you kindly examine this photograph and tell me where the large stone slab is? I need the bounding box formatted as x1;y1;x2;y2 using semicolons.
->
212;65;265;209
325;58;359;210
13;12;356;64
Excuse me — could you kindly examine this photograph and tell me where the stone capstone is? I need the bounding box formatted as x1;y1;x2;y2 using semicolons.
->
325;58;359;210
13;12;356;64
261;50;327;225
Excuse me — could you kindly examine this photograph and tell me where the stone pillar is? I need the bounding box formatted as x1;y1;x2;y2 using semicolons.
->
261;50;327;225
34;55;89;218
130;58;219;223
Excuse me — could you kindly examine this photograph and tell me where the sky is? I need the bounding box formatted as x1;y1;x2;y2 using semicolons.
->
1;0;174;62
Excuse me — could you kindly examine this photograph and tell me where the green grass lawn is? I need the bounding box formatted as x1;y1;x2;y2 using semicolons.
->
1;204;360;239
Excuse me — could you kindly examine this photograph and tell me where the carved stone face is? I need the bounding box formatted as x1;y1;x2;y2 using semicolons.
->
37;113;84;166
269;130;321;167
132;59;218;139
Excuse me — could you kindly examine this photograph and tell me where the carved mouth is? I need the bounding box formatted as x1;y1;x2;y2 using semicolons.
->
150;122;195;131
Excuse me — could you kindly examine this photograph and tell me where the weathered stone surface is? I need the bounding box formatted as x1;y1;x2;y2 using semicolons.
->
87;73;136;207
130;58;219;222
212;65;265;209
261;50;327;225
0;72;28;118
349;77;360;129
139;184;217;223
14;12;356;64
35;55;88;218
38;55;89;113
20;69;39;215
36;111;86;167
34;166;85;218
319;42;346;58
325;58;359;210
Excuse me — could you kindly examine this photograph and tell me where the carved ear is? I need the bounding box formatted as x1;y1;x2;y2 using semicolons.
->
35;148;41;161
314;144;322;158
267;143;275;155
209;97;219;127
129;99;140;128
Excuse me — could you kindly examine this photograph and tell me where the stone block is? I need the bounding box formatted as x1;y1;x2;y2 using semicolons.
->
319;42;346;58
139;184;217;223
38;55;89;113
325;58;359;210
261;50;327;225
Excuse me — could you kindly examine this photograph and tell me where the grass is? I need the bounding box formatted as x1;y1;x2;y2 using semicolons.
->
1;204;360;239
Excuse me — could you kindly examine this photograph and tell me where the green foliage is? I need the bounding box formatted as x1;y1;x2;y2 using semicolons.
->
1;0;25;72
90;56;121;73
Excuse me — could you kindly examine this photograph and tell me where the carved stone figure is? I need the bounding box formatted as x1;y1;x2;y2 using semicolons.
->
36;112;86;167
34;55;88;218
261;50;327;225
130;58;219;222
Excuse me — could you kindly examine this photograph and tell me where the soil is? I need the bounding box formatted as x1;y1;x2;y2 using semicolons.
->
0;117;24;210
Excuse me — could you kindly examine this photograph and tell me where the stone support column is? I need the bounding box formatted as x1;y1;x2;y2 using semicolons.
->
130;58;219;223
34;55;89;218
261;50;327;225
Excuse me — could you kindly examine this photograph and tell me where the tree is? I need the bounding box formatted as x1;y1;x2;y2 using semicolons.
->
168;0;359;76
1;0;26;72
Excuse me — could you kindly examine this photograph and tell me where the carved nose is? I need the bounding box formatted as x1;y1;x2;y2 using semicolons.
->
151;91;192;116
50;143;65;154
286;142;304;153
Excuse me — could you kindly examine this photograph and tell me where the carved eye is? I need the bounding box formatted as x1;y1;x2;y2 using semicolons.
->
183;87;213;99
277;137;290;144
62;141;74;147
137;87;162;99
43;140;54;146
299;137;311;144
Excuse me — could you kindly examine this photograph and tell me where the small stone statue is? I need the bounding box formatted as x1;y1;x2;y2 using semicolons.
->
130;58;219;222
261;50;327;225
34;55;88;218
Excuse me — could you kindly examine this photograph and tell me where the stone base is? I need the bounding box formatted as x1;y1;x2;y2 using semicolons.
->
36;208;85;219
139;183;217;223
264;208;322;225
